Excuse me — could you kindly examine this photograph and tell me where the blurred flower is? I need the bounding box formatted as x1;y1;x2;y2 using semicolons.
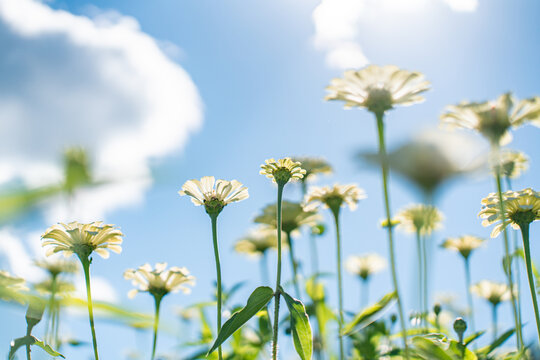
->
441;235;485;260
124;263;195;299
41;221;123;260
35;278;75;296
325;65;430;114
303;184;366;213
35;258;78;277
479;188;540;237
254;201;321;235
234;226;284;258
345;253;387;280
260;158;305;185
179;176;248;216
395;204;444;235
291;157;332;183
493;149;529;179
0;270;27;300
440;92;540;145
471;280;513;306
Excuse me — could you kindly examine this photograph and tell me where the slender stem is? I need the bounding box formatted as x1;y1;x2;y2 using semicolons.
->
415;230;423;327
422;233;428;330
507;177;523;335
361;278;369;308
210;215;223;360
46;274;57;346
519;224;540;343
272;184;284;360
81;259;99;360
25;323;32;360
375;112;409;358
151;295;162;360
331;210;345;360
464;257;476;335
261;252;269;285
286;231;301;298
492;304;498;342
492;147;523;349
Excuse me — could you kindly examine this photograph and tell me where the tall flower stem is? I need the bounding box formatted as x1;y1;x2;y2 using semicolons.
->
506;177;523;331
210;215;223;360
492;304;498;341
81;258;99;360
518;224;540;343
493;148;523;349
302;181;320;276
151;295;163;360
45;275;58;346
331;209;345;360
286;231;301;298
422;234;428;330
375;112;409;358
463;257;476;335
362;278;369;308
272;184;284;360
415;230;424;328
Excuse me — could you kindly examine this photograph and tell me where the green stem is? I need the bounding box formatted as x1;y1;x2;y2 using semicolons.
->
361;277;369;309
415;230;423;327
493;147;523;349
492;304;498;342
519;224;540;344
151;295;162;360
422;234;428;330
25;323;31;360
272;184;284;360
210;215;223;360
332;210;345;360
464;257;476;336
45;274;57;346
375;111;409;358
286;231;301;298
506;177;523;335
81;259;99;360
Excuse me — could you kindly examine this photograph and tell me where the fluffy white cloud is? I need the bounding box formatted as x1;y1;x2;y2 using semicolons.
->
0;0;203;221
312;0;478;69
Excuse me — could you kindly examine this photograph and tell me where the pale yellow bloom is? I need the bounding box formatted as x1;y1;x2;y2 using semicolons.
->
35;258;78;277
493;149;529;179
254;201;321;235
345;253;387;280
441;235;485;260
291;157;332;183
260;158;306;185
234;226;284;258
479;188;540;237
303;184;366;213
395;204;444;235
0;270;27;302
41;221;123;260
35;279;75;296
325;65;430;114
179;176;248;215
471;280;513;306
440;92;540;145
124;263;195;299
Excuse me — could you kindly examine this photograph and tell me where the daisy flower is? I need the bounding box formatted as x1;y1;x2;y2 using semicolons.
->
260;158;306;185
493;149;529;179
255;201;321;235
0;270;27;302
303;184;366;213
471;280;512;307
35;258;78;277
291;156;332;184
234;226;282;258
124;263;195;299
395;204;444;235
345;253;387;281
441;235;485;260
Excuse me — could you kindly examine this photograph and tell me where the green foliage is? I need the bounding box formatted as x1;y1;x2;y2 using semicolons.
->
342;291;397;336
281;290;313;360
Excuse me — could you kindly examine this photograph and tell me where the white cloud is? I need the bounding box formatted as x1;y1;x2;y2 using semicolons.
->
312;0;478;69
0;229;44;282
0;0;203;222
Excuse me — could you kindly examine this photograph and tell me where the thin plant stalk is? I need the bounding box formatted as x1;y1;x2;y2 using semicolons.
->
415;230;424;328
285;231;301;298
493;147;523;349
151;295;163;360
492;304;498;342
81;258;100;360
302;181;320;276
518;224;540;343
26;322;32;360
45;275;58;346
361;278;369;309
375;112;409;358
422;234;428;330
331;209;345;360
507;177;523;331
463;257;476;335
210;215;223;360
272;184;284;360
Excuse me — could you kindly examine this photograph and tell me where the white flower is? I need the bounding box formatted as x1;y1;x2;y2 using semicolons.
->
303;184;366;213
260;158;306;185
345;253;387;280
124;263;195;299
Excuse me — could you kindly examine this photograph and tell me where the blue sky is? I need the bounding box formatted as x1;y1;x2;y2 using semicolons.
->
0;0;539;358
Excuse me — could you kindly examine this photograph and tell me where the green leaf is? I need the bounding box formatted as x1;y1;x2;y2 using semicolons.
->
9;336;64;359
447;340;477;360
282;290;313;360
208;286;274;355
342;291;396;336
32;338;65;358
464;330;485;346
412;337;454;360
476;328;515;356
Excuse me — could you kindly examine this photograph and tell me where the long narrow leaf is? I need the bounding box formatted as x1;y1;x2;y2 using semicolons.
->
208;286;274;354
342;291;396;336
282;290;312;360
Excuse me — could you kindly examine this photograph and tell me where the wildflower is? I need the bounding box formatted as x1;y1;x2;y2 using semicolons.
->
472;280;512;307
260;158;305;185
234;226;282;258
0;270;27;302
345;253;387;281
41;221;123;260
35;258;78;277
440;92;540;145
395;204;444;235
255;201;321;235
325;65;430;114
179;176;248;216
479;188;540;238
493;149;529;179
441;235;485;260
35;279;75;296
303;184;366;214
124;263;194;360
291;157;332;184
